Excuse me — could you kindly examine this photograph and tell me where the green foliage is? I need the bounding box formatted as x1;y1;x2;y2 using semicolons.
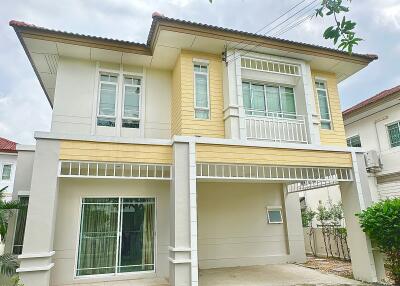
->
0;186;25;277
357;198;400;284
301;207;316;227
316;0;362;53
316;203;332;225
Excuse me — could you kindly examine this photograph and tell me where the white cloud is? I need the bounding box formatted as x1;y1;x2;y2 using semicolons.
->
377;3;400;30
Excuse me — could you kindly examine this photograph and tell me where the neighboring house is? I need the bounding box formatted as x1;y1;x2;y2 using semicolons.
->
343;85;400;200
0;137;17;201
300;85;400;221
5;13;384;286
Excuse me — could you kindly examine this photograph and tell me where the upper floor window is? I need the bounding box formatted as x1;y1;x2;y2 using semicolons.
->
194;64;210;119
387;121;400;148
122;77;141;128
1;164;12;180
242;82;296;118
97;73;141;129
97;74;118;127
347;135;362;147
315;80;332;130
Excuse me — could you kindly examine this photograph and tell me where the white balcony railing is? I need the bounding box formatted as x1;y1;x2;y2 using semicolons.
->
245;112;308;144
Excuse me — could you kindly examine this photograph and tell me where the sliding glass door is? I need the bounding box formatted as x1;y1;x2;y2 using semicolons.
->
76;197;155;277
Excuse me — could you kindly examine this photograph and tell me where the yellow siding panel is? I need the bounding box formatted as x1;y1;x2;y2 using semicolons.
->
171;50;225;138
196;144;352;168
59;140;172;164
311;70;347;147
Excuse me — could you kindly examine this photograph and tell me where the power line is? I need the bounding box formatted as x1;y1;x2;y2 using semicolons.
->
224;0;312;62
226;0;320;65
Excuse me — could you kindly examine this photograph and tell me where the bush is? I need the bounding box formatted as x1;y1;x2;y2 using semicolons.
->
357;198;400;284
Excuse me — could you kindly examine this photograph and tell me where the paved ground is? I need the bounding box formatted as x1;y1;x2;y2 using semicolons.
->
199;264;368;286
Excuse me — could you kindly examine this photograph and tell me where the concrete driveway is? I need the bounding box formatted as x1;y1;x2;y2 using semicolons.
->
199;264;368;286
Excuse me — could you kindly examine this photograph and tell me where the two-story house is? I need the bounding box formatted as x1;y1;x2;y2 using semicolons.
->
6;13;385;286
0;137;17;202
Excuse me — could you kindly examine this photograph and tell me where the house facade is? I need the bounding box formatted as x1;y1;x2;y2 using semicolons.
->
6;14;384;286
0;137;18;202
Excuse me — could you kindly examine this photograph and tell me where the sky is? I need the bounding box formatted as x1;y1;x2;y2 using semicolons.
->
0;0;399;144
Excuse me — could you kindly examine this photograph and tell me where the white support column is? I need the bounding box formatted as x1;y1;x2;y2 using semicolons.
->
282;185;306;262
17;139;60;286
169;140;198;286
339;151;384;282
301;63;320;145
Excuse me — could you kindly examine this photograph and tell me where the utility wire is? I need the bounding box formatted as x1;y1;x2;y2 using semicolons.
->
224;0;311;62
226;0;320;65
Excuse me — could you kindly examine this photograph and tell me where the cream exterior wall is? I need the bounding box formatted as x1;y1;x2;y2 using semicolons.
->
52;178;170;286
52;57;171;139
197;182;303;269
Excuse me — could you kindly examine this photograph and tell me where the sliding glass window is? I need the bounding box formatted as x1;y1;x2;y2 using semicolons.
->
242;81;296;117
76;197;155;277
315;80;332;129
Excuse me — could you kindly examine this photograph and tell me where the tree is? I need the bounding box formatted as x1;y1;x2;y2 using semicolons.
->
0;186;25;278
208;0;361;54
301;207;317;256
357;198;400;284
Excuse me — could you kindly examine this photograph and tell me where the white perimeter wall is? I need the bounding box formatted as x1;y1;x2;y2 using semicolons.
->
52;178;170;286
0;153;17;200
197;182;290;269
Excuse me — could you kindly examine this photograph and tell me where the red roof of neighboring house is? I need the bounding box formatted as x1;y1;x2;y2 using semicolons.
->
343;85;400;117
0;137;17;153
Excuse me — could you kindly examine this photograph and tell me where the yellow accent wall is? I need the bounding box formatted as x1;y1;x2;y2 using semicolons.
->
196;144;352;168
312;70;347;147
59;140;172;164
171;50;225;138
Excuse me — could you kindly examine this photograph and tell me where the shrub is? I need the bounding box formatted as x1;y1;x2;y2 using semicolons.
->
357;198;400;284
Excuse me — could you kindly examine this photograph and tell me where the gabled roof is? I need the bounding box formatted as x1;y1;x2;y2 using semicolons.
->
343;85;400;117
0;137;17;153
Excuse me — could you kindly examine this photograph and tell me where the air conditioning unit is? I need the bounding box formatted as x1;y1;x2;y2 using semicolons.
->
364;150;382;173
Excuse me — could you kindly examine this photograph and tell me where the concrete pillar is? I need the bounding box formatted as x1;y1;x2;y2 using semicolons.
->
17;139;60;286
169;141;197;286
339;151;384;282
4;146;35;254
282;186;306;262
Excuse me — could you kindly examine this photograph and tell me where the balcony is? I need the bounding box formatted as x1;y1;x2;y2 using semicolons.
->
245;112;308;144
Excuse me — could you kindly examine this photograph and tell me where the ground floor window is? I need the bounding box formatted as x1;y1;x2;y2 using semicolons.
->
76;197;155;276
13;196;29;254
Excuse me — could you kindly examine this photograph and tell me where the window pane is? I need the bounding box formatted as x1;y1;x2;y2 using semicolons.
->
268;210;282;223
77;200;119;276
118;199;155;273
251;84;266;115
97;117;115;127
124;85;140;118
195;110;209;119
321;121;331;130
195;73;208;108
122;119;140;129
2;164;12;180
388;123;400;147
13;197;29;255
242;82;251;112
347;135;362;147
99;83;116;116
317;90;330;120
266;86;280;113
280;87;296;115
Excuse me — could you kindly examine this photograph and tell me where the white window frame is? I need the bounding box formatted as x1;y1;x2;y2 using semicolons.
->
121;76;142;127
242;81;297;118
0;163;13;181
74;196;157;279
386;120;400;148
193;62;210;120
92;64;145;136
266;207;283;224
96;73;119;126
315;79;332;130
346;134;362;147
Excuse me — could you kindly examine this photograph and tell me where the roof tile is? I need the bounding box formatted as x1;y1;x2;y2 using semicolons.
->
0;137;17;153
